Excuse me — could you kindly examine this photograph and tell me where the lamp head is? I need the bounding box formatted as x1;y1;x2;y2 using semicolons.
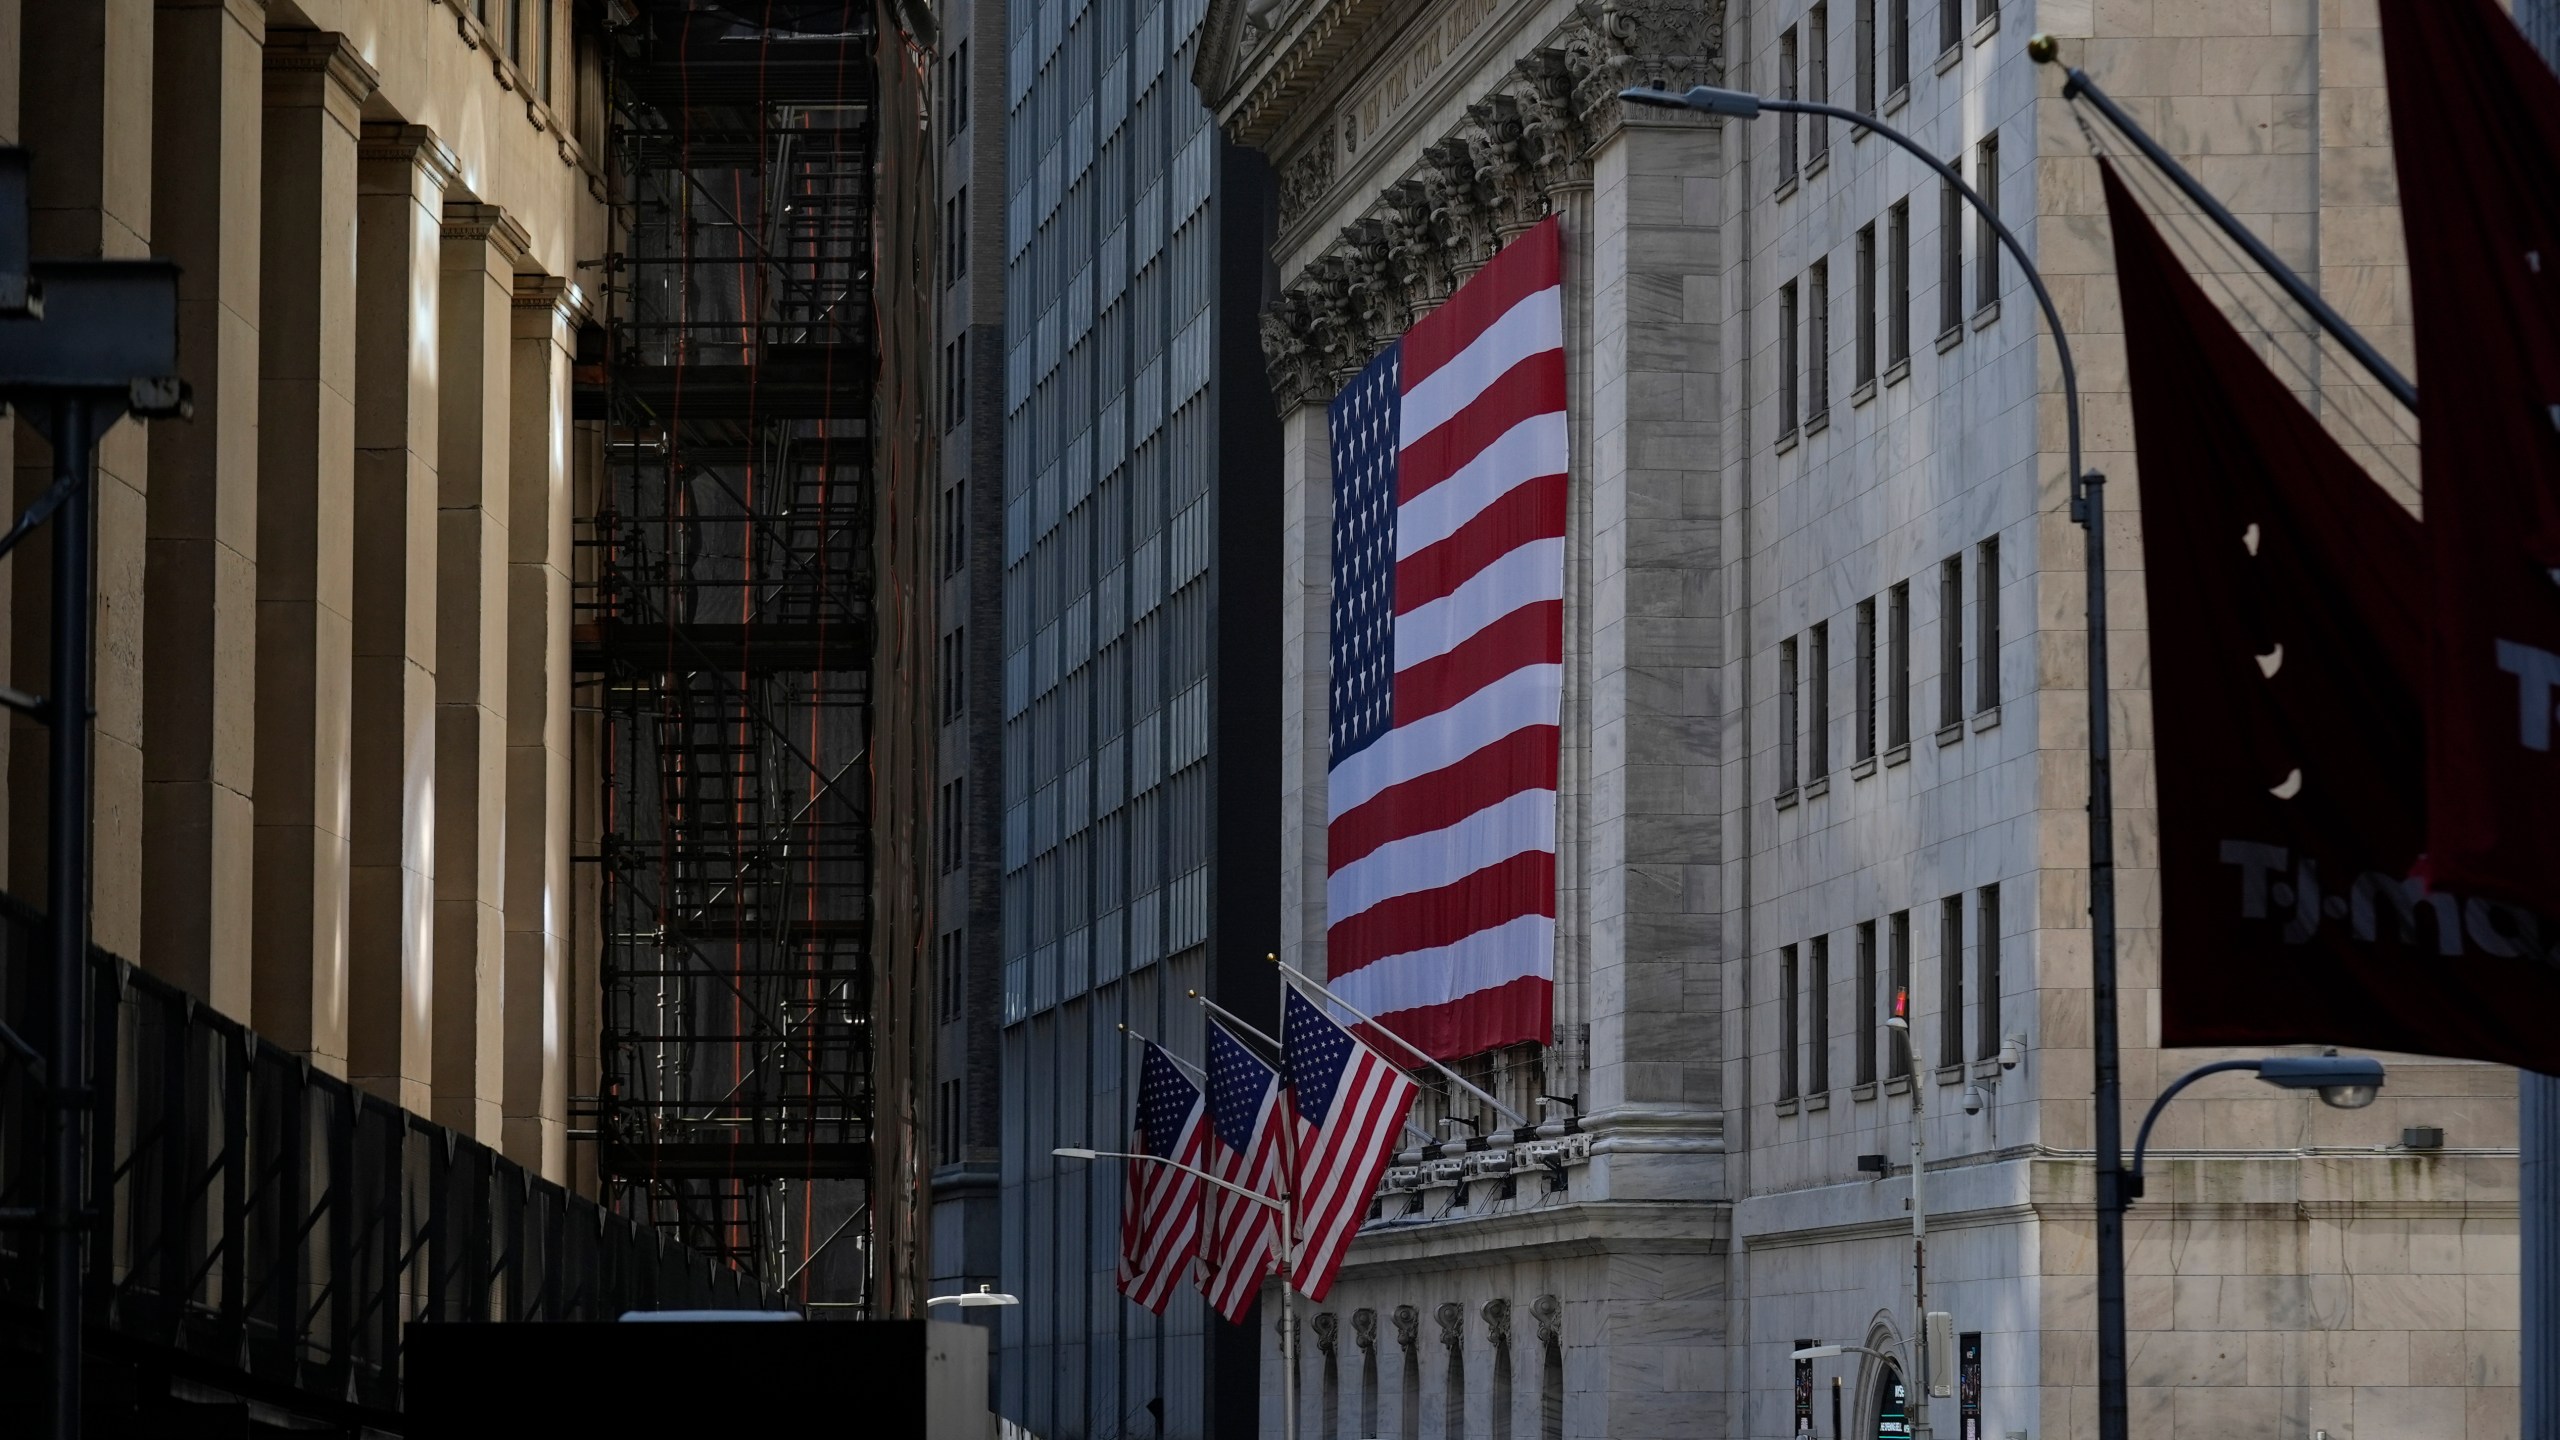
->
1053;1146;1100;1160
2254;1054;2386;1110
1617;85;1764;119
1791;1344;1846;1361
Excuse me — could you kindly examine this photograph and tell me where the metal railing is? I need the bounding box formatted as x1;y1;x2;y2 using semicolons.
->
0;894;775;1424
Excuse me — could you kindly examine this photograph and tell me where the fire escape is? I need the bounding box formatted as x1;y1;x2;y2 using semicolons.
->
580;1;878;1291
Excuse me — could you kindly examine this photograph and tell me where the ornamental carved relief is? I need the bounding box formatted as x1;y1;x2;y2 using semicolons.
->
1435;1300;1467;1354
1393;1303;1421;1352
1314;1310;1341;1356
1251;0;1728;414
1481;1296;1514;1347
1532;1293;1564;1345
1353;1307;1380;1352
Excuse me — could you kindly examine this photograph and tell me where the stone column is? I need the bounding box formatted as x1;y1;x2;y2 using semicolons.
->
14;0;154;956
349;122;457;1114
1580;104;1728;1190
254;31;376;1073
431;200;526;1142
143;0;264;1018
504;273;583;1180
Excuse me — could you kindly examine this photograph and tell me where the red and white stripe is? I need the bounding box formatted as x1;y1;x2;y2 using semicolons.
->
1326;217;1567;1061
1116;1116;1205;1314
1284;997;1420;1302
1201;1089;1283;1321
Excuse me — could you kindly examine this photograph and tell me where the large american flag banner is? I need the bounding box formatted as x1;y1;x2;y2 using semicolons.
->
1281;986;1419;1302
1115;1041;1206;1314
1199;1020;1285;1322
1326;216;1566;1062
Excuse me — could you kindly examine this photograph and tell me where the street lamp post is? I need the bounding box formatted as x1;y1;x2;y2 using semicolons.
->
1623;68;2124;1440
2127;1056;2386;1201
1624;70;2113;1438
1054;1146;1297;1440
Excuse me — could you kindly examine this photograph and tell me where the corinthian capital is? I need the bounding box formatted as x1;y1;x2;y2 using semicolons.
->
1515;49;1595;195
1466;94;1549;240
1568;0;1727;139
1422;137;1499;282
1260;288;1331;414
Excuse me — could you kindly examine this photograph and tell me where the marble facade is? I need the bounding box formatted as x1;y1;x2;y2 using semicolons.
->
1190;0;2519;1435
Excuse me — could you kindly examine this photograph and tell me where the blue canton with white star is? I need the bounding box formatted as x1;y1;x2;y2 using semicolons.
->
1207;1022;1277;1153
1283;987;1358;1127
1138;1043;1200;1159
1330;344;1402;768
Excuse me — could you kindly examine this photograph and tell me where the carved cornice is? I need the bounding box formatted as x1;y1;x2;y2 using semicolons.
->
1246;0;1726;415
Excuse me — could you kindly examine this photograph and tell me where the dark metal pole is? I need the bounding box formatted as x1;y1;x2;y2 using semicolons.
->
44;394;93;1440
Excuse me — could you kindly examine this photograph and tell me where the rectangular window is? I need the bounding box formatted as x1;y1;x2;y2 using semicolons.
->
1855;920;1878;1085
1976;883;2002;1061
1809;620;1832;780
1888;910;1912;1078
508;0;526;62
540;0;555;101
1809;933;1832;1095
1939;554;1964;731
1855;598;1877;762
1888;580;1911;748
1888;198;1911;365
1807;5;1831;166
1940;0;1961;53
1939;895;1965;1070
1855;223;1878;387
954;331;969;427
1976;535;1999;712
957;185;969;279
1940;171;1965;337
1779;944;1801;1102
946;196;959;287
1855;0;1877;114
1807;259;1831;424
954;40;971;139
1778;637;1801;797
1779;279;1801;437
1976;0;1996;27
1889;0;1911;92
951;625;967;721
1778;28;1801;185
1974;133;2000;311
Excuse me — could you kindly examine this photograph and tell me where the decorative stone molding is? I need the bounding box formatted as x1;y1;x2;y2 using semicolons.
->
1531;1294;1563;1346
1435;1300;1466;1355
1481;1296;1513;1348
1465;94;1544;240
1314;1310;1341;1356
1277;139;1338;234
1393;1303;1421;1353
1568;0;1726;141
1421;136;1499;281
1513;48;1593;196
1353;1307;1379;1352
1259;286;1331;413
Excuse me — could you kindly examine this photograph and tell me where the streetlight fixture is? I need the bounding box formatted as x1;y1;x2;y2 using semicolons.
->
926;1283;1022;1308
1626;63;2129;1440
1053;1146;1300;1440
2127;1055;2386;1200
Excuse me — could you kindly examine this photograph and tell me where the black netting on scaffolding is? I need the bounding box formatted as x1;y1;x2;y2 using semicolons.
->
580;0;879;1298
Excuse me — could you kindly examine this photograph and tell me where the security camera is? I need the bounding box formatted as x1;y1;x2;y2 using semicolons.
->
1998;1035;2025;1073
1961;1086;1987;1116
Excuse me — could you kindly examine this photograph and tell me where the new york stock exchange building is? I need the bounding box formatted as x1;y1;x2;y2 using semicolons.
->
1185;0;2525;1436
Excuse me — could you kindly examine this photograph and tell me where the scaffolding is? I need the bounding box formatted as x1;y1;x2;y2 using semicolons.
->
580;0;880;1294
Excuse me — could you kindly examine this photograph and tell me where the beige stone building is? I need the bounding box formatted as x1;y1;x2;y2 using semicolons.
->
3;0;601;1181
1195;0;2518;1436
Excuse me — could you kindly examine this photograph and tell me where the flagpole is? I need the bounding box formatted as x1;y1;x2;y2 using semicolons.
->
1189;989;1281;1052
1118;1023;1208;1083
1268;955;1528;1127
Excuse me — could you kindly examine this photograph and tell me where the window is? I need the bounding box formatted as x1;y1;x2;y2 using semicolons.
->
954;331;968;427
956;185;969;280
1939;896;1965;1070
1778;28;1801;185
1975;535;1999;712
1940;171;1965;338
508;0;526;63
1855;598;1877;762
1976;883;2002;1061
1855;0;1877;113
1779;279;1801;437
1939;555;1964;731
947;625;967;721
1809;933;1832;1095
1888;580;1911;748
1855;223;1878;388
539;0;554;101
945;479;968;577
1974;134;2000;312
1807;259;1831;425
1807;6;1831;166
1809;620;1832;780
1888;910;1912;1078
1888;0;1910;93
1779;944;1801;1101
950;40;971;142
1976;0;1997;27
1940;0;1961;53
1887;198;1911;366
1778;637;1801;797
1856;919;1879;1086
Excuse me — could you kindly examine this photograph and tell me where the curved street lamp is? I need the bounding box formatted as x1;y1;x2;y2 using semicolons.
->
2127;1054;2386;1201
1622;56;2133;1440
925;1283;1023;1309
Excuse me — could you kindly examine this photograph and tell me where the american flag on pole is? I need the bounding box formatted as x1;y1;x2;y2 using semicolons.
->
1116;1041;1206;1314
1198;1021;1285;1322
1326;216;1566;1062
1282;986;1419;1301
